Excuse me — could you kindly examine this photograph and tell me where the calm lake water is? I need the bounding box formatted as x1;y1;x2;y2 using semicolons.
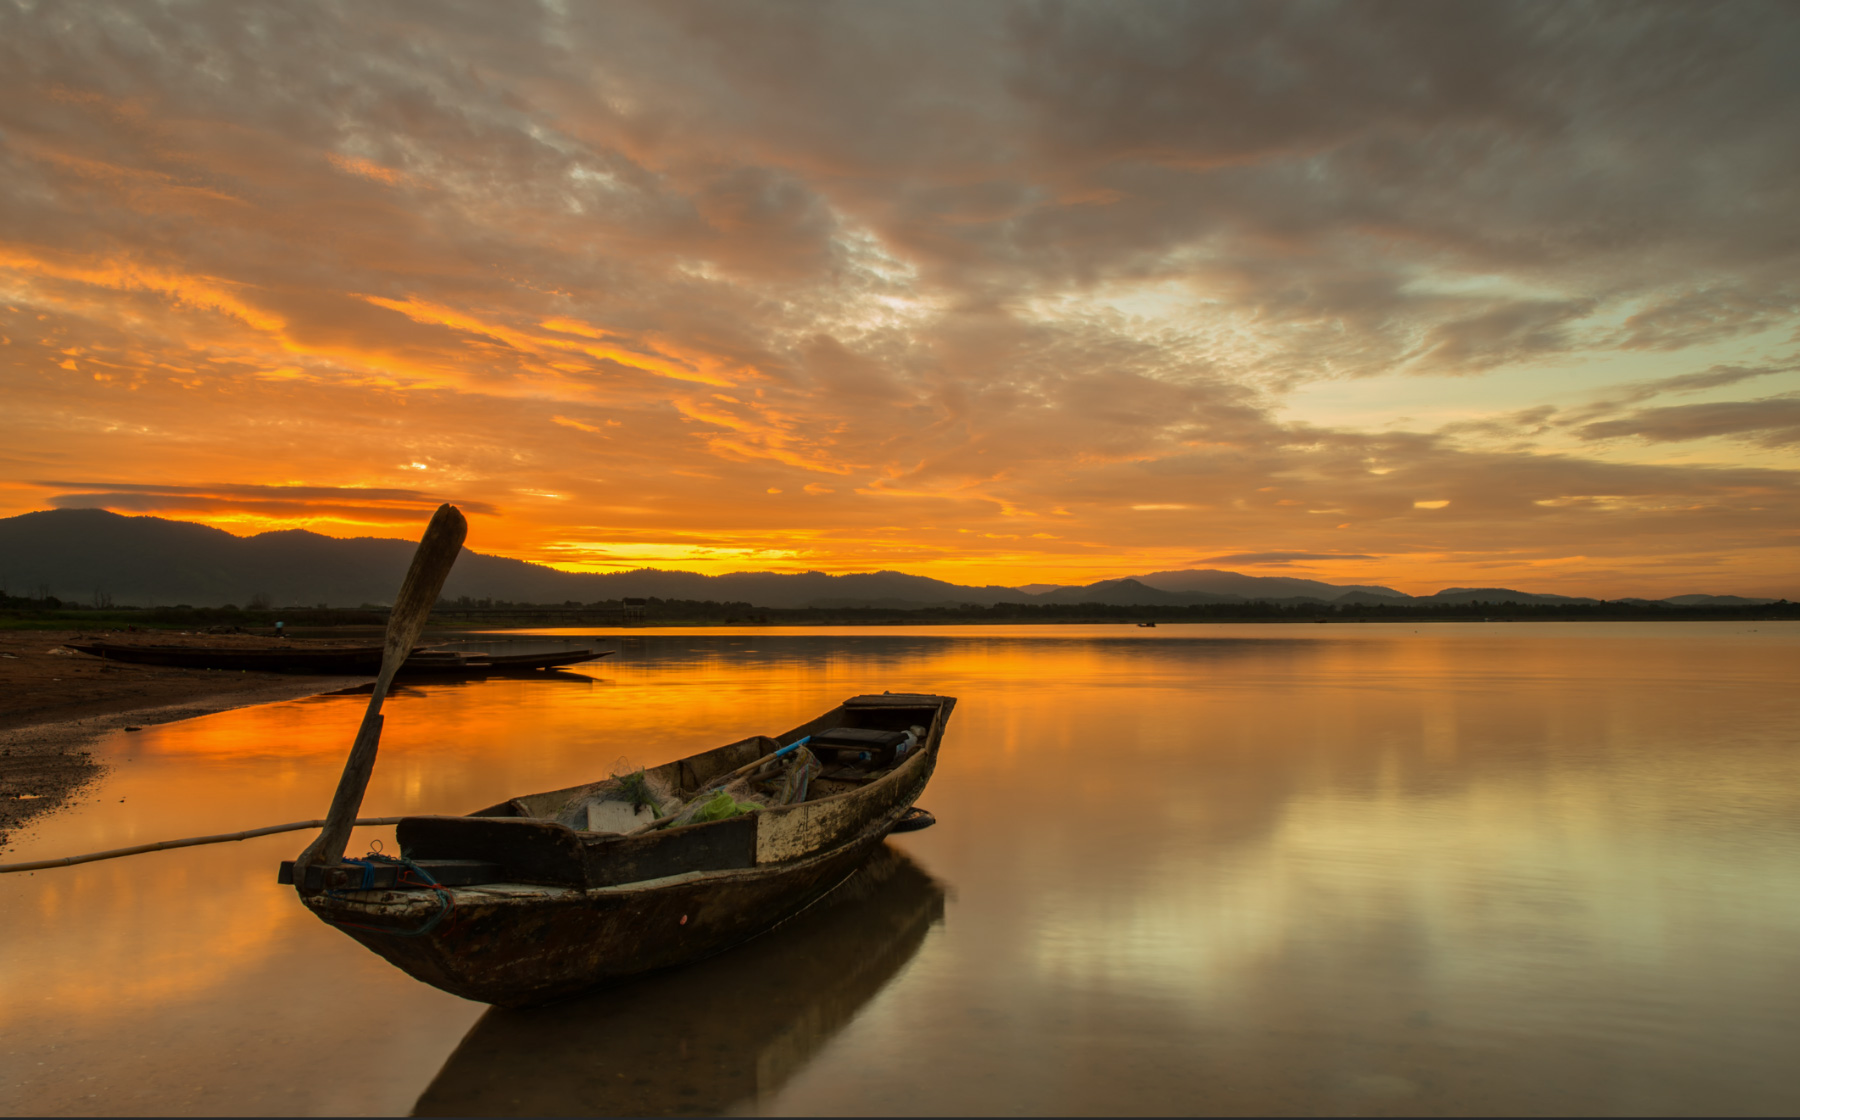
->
0;622;1797;1116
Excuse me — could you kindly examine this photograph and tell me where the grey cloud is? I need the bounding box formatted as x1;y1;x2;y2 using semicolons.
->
33;481;463;504
48;493;467;519
1558;359;1796;426
1616;361;1795;404
0;0;1796;393
1618;285;1799;351
1411;299;1598;374
1575;397;1799;448
44;483;501;515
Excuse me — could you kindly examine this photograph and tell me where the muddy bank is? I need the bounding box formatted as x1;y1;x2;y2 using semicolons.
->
0;630;369;850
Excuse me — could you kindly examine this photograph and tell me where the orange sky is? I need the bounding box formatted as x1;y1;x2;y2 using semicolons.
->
0;2;1799;598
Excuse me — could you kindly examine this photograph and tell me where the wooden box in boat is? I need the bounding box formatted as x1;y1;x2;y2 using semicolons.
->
293;692;955;1007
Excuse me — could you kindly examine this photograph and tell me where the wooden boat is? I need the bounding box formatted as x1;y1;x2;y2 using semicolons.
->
66;641;389;673
480;649;611;674
288;691;955;1007
402;649;613;676
65;642;608;676
412;845;945;1115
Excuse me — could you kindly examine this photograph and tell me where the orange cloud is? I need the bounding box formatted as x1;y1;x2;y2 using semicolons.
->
364;296;735;387
325;152;409;187
0;245;284;332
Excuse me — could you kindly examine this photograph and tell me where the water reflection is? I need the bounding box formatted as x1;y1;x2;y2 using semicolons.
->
0;623;1796;1116
322;670;603;699
413;845;946;1117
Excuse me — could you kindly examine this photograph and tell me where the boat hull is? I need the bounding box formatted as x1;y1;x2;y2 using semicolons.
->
67;642;387;673
309;821;900;1007
302;693;951;1007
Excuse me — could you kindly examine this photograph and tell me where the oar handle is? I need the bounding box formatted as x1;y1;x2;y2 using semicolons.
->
715;735;810;788
294;504;466;887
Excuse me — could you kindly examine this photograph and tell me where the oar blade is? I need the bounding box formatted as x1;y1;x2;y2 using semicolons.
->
381;503;469;675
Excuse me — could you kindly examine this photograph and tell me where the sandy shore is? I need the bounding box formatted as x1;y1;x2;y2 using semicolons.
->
0;630;370;851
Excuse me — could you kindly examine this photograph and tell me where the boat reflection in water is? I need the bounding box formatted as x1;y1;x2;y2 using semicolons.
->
322;670;604;699
412;844;946;1117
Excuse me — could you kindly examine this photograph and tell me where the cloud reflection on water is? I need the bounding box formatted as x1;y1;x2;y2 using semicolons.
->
0;623;1795;1115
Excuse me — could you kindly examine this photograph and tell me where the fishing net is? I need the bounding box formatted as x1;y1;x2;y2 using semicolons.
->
607;763;674;815
681;789;764;824
556;761;678;830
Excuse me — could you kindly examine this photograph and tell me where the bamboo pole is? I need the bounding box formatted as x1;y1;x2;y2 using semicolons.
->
0;817;405;874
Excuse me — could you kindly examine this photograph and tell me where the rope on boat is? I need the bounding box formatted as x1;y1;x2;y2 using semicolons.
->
326;855;456;938
0;816;405;874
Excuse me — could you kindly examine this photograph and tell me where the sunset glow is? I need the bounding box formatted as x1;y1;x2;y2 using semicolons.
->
0;2;1798;596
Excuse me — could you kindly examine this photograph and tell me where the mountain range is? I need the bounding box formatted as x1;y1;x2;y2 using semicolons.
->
0;509;1782;610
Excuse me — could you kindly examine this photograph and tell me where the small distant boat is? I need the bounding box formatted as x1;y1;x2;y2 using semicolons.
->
65;642;609;676
289;691;955;1007
409;649;613;676
1137;621;1156;627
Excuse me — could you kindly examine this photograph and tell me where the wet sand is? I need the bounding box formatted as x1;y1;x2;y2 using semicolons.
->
0;630;368;851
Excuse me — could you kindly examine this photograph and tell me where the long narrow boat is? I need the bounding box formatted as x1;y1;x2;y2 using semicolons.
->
476;649;612;674
287;691;955;1007
65;642;608;676
401;649;614;675
66;641;390;673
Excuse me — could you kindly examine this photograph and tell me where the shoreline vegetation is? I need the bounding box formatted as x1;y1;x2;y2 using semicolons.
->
2;596;1801;631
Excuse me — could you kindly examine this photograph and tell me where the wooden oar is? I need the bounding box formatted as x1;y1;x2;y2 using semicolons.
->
291;503;467;889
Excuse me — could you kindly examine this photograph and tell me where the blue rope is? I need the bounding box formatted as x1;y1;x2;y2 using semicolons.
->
325;855;456;938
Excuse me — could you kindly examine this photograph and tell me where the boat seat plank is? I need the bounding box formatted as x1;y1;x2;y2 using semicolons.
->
398;816;587;888
842;694;948;706
580;815;757;887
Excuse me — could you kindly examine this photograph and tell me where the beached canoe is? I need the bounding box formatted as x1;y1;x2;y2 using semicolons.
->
285;691;955;1007
64;642;608;676
65;641;390;673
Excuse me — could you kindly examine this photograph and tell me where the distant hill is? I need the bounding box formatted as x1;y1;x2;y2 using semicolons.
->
0;509;1784;611
1658;594;1779;607
1121;569;1409;600
1421;587;1600;606
0;510;1038;608
1026;578;1247;606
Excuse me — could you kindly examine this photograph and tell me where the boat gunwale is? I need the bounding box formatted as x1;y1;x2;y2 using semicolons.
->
317;692;951;912
307;754;931;923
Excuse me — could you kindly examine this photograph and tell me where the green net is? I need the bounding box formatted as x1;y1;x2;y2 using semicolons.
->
687;789;764;823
